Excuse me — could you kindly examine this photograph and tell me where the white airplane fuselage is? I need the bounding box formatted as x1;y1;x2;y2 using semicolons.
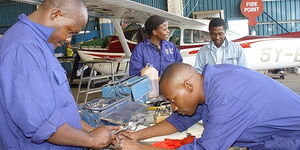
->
78;32;300;75
75;0;300;75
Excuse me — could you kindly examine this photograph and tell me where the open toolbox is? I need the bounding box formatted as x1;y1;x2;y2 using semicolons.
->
78;96;148;127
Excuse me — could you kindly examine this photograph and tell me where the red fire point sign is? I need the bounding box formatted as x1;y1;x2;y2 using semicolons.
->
240;0;263;27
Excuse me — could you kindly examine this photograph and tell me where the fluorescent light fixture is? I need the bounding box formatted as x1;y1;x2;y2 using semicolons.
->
76;31;91;35
13;0;41;5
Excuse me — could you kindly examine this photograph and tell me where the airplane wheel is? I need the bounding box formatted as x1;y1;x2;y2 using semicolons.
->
279;70;285;79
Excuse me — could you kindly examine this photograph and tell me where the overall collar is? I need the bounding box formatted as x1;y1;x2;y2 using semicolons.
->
18;14;55;53
208;38;228;52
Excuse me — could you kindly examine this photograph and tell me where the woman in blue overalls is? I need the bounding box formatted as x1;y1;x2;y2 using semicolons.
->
129;15;183;76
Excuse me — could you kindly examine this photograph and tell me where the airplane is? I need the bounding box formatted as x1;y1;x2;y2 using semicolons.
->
78;0;300;76
15;0;300;77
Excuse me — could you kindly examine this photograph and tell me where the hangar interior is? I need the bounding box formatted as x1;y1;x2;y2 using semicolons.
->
0;0;300;149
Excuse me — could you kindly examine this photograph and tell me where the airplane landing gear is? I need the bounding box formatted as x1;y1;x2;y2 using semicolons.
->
279;71;285;79
269;69;285;79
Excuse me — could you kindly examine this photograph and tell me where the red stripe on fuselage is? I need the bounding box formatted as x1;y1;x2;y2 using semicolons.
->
179;44;205;50
271;31;300;38
188;50;199;54
180;44;205;55
232;36;272;42
239;40;269;48
79;49;109;52
84;53;123;58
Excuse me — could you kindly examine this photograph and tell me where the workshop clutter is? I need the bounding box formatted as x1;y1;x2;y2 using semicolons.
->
154;101;172;124
102;76;152;103
78;76;152;127
78;96;148;127
141;63;159;98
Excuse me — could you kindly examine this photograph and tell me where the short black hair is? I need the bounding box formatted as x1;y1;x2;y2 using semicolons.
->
145;15;166;35
136;15;166;42
209;18;226;31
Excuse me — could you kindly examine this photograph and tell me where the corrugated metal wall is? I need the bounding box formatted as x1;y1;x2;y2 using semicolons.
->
183;0;243;19
2;0;298;36
0;1;100;43
183;0;300;36
0;2;36;34
131;0;167;11
256;0;300;35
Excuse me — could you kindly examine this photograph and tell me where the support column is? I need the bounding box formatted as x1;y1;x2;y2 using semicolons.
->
111;18;131;57
167;0;183;16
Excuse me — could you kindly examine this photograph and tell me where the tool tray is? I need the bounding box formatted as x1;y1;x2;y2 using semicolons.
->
78;96;148;127
101;76;152;103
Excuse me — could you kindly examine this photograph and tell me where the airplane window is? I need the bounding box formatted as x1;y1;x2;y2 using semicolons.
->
193;30;202;43
124;30;138;41
184;29;192;44
131;32;138;42
169;27;181;46
184;29;210;44
123;23;141;42
200;31;210;42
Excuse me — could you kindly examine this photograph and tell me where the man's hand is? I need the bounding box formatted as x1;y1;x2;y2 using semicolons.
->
48;124;119;148
89;126;120;149
119;120;178;141
119;140;146;150
119;130;140;141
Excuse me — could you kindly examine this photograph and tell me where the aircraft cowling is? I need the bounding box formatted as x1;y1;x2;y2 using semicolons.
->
107;36;137;53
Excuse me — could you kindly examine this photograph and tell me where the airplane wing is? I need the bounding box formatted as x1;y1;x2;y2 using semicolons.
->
14;0;207;27
85;0;207;27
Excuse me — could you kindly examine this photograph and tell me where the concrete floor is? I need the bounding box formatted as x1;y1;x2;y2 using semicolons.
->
71;84;103;104
273;72;300;95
